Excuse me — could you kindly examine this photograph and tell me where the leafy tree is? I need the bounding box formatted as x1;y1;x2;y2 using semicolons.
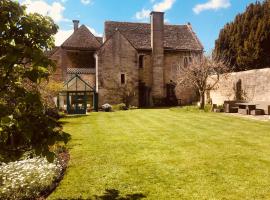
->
214;0;270;71
0;0;69;161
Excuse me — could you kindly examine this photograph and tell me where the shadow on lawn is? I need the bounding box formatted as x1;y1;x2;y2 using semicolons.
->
64;114;89;118
56;189;146;200
93;189;146;200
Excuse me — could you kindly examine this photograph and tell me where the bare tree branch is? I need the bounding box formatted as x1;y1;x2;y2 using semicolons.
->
176;54;230;109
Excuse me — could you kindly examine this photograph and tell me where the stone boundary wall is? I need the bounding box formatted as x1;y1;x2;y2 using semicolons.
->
209;68;270;105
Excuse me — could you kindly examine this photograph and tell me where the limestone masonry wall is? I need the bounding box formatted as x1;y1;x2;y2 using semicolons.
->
209;68;270;105
139;53;152;87
97;31;139;106
164;51;201;104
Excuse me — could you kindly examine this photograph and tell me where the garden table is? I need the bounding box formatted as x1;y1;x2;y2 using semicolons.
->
236;102;258;115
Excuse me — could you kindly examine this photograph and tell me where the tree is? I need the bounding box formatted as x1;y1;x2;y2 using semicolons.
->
214;0;270;71
118;84;137;109
176;56;229;109
0;0;69;161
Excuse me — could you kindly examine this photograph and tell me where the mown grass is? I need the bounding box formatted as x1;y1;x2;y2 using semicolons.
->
49;108;270;200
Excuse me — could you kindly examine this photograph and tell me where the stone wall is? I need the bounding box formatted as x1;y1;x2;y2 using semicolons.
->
209;68;270;105
96;31;139;106
164;51;201;104
139;53;152;87
50;48;65;82
137;51;201;105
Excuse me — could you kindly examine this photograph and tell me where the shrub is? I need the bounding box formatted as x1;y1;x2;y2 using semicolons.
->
0;1;69;161
129;106;138;110
102;104;112;112
0;157;62;200
112;103;128;111
171;105;212;113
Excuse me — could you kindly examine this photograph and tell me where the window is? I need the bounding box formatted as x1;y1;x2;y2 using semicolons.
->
121;74;125;84
189;57;192;62
139;55;144;68
184;57;188;67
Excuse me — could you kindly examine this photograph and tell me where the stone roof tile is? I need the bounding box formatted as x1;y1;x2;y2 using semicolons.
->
104;21;203;51
62;25;101;50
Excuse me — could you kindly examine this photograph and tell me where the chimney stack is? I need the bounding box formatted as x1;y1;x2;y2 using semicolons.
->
150;11;165;102
72;20;79;31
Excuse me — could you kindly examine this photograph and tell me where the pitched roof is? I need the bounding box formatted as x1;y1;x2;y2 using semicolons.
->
62;25;101;50
45;47;60;57
95;37;103;43
104;21;203;51
96;30;137;54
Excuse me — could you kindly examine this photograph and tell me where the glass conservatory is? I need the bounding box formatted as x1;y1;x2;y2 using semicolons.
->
57;74;98;114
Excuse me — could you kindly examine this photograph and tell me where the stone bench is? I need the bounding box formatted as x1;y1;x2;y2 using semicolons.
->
250;109;264;116
255;102;270;115
224;101;246;113
238;108;248;115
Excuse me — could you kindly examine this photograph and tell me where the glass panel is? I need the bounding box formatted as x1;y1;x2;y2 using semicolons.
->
64;76;93;92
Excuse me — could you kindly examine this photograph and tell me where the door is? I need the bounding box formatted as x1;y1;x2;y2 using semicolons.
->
139;82;151;107
166;81;178;106
67;92;87;114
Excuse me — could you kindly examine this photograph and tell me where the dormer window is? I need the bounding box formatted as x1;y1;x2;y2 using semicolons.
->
139;55;144;68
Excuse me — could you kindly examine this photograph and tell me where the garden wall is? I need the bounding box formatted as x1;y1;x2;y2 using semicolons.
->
209;68;270;105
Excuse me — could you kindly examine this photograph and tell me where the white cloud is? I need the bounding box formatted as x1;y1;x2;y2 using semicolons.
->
54;29;73;46
54;26;102;46
81;0;91;5
86;26;102;37
22;0;67;22
153;0;176;12
135;0;176;21
193;0;231;14
135;9;151;21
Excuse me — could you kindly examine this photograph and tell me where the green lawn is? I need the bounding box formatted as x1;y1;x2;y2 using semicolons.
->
49;108;270;200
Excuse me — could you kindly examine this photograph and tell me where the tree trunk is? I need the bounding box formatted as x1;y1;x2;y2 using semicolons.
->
199;91;205;110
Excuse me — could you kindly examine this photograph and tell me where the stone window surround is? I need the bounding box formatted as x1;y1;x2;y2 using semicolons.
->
138;54;146;69
138;54;144;69
120;73;126;85
183;56;193;68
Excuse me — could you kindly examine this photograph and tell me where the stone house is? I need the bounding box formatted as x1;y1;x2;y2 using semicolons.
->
50;12;203;114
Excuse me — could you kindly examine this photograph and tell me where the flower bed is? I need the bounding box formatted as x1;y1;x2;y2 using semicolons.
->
0;152;69;200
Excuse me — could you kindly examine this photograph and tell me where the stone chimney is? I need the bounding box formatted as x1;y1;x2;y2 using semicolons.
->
150;11;165;101
72;20;79;31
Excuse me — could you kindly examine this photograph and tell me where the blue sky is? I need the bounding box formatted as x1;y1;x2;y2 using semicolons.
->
20;0;259;52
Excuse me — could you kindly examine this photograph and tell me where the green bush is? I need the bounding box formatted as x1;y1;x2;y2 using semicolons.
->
129;106;138;110
171;105;212;113
0;0;70;161
101;104;112;112
112;103;128;111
